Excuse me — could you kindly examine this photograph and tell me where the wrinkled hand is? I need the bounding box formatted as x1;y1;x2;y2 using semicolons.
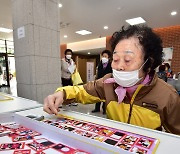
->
43;91;64;115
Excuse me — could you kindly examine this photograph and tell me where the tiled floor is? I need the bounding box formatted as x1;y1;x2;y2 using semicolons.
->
0;77;107;118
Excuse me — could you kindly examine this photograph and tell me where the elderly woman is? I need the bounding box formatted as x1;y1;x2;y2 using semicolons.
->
44;25;180;135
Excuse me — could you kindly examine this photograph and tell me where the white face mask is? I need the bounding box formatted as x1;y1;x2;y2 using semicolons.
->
113;59;148;87
66;55;72;59
101;57;109;64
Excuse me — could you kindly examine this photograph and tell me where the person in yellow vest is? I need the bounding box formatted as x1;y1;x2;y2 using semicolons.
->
43;25;180;135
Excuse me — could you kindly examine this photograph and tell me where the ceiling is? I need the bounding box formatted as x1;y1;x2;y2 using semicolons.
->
60;0;180;44
0;0;179;48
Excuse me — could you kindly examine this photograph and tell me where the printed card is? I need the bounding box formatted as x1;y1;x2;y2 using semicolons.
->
116;143;132;151
130;147;147;154
27;141;47;152
63;126;75;132
98;128;114;137
110;131;126;140
74;121;88;128
2;123;24;130
81;123;93;131
0;130;12;137
89;126;102;133
52;143;75;153
74;149;90;154
73;129;85;136
104;138;118;146
81;131;95;138
12;135;33;142
35;138;55;147
27;138;55;152
15;128;41;137
136;138;153;149
0;125;6;133
65;119;76;125
121;135;138;145
50;122;61;128
91;134;106;142
0;142;25;151
13;149;31;154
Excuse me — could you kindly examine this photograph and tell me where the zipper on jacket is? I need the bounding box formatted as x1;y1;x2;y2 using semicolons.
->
127;103;133;124
126;85;144;124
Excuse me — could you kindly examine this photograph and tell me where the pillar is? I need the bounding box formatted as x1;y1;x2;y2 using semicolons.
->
11;0;61;103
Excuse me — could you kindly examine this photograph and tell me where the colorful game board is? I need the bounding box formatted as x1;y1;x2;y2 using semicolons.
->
42;114;160;154
0;122;89;154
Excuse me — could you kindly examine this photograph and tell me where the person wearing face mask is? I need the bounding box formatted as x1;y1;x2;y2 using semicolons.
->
164;63;173;78
43;25;180;135
91;50;112;114
157;65;167;82
61;49;76;86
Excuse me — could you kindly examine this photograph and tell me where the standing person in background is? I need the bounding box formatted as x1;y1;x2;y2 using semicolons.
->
61;49;76;86
92;50;112;114
164;63;173;78
157;65;167;82
61;49;77;106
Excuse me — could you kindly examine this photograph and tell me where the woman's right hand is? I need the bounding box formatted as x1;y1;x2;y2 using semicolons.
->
43;91;64;115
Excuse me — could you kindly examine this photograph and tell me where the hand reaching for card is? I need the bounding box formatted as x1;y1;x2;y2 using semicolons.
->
43;91;64;115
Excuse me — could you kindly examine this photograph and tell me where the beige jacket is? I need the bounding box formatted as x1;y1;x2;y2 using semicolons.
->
61;58;75;79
